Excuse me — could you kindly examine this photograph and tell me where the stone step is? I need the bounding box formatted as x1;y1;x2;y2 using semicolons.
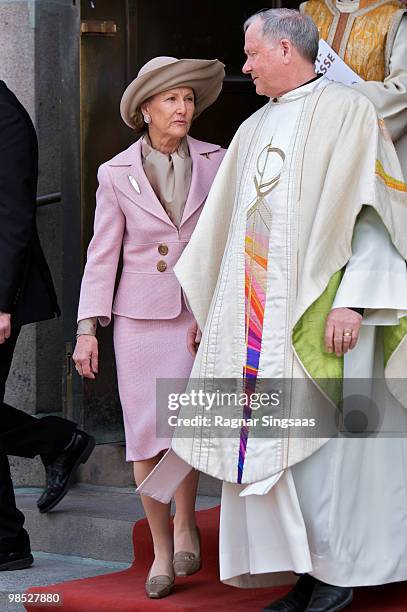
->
15;484;220;563
11;443;222;497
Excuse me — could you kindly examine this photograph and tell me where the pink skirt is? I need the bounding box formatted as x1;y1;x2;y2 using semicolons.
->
113;307;195;461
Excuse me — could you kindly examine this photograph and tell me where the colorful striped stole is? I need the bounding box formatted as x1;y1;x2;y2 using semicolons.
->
238;141;285;483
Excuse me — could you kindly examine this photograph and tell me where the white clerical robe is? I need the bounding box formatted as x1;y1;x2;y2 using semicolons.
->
220;205;407;588
218;76;407;588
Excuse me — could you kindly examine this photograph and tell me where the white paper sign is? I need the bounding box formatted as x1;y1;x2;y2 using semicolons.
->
315;39;364;85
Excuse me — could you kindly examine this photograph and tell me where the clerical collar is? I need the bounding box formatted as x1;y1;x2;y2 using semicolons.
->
270;73;324;104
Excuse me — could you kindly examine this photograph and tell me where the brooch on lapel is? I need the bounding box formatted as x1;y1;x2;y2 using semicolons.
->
128;174;141;194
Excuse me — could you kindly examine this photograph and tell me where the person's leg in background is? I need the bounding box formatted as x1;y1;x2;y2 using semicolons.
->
0;326;33;568
0;453;32;569
0;328;94;569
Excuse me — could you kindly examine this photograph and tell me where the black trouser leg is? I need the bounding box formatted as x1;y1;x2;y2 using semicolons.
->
0;453;29;552
0;327;76;457
0;327;29;551
0;403;76;459
0;328;76;457
0;325;20;403
0;327;76;552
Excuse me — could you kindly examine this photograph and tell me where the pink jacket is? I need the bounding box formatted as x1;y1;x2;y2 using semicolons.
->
77;135;225;324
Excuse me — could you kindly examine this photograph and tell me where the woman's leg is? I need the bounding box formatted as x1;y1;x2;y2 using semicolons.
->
133;453;173;577
173;468;200;554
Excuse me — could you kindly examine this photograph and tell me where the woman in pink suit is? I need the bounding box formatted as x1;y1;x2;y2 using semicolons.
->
72;56;225;598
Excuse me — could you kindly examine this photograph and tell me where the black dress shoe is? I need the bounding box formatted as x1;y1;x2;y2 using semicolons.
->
0;551;34;571
37;429;95;513
305;580;353;612
263;574;316;611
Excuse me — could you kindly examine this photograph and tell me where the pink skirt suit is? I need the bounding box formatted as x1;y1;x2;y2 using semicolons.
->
77;135;225;461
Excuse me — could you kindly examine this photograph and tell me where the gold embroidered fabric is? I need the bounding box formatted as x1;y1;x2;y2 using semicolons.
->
303;0;334;41
303;0;402;80
345;1;401;80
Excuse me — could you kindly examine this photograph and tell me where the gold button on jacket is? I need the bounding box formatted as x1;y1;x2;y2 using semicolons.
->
158;244;169;256
157;260;167;272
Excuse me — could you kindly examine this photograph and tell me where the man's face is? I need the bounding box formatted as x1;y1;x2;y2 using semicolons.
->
242;19;286;98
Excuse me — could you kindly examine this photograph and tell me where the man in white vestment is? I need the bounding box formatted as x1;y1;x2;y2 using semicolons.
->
138;8;407;612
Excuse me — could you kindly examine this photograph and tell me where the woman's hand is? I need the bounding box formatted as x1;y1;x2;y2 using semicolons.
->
187;320;202;356
73;335;99;379
325;308;362;356
0;312;11;344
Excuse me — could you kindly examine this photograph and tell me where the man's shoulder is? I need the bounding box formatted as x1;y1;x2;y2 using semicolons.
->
0;80;10;98
319;81;374;107
0;81;35;129
317;81;378;119
0;80;23;109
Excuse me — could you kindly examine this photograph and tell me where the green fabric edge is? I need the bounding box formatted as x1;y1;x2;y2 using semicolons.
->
383;316;407;367
292;270;344;406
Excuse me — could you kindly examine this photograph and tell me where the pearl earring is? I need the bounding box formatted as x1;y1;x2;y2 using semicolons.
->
143;114;151;124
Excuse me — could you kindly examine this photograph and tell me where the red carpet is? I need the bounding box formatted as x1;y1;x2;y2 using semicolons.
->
25;506;407;611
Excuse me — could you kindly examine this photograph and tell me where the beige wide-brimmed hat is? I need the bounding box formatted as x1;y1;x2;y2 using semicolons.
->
120;56;225;129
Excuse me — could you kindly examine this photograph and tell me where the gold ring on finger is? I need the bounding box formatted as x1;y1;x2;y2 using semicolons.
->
343;331;352;337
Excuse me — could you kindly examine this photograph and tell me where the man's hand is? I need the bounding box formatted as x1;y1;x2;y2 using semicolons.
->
72;335;99;379
325;307;362;356
0;312;11;344
187;320;202;356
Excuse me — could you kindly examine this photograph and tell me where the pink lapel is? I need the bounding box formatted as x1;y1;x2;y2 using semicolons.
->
180;136;222;228
109;136;222;229
110;139;175;228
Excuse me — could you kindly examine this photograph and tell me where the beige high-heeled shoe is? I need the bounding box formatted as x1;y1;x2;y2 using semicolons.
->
145;573;174;599
173;527;201;577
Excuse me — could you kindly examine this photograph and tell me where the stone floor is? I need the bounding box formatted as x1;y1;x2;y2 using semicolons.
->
0;552;128;612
